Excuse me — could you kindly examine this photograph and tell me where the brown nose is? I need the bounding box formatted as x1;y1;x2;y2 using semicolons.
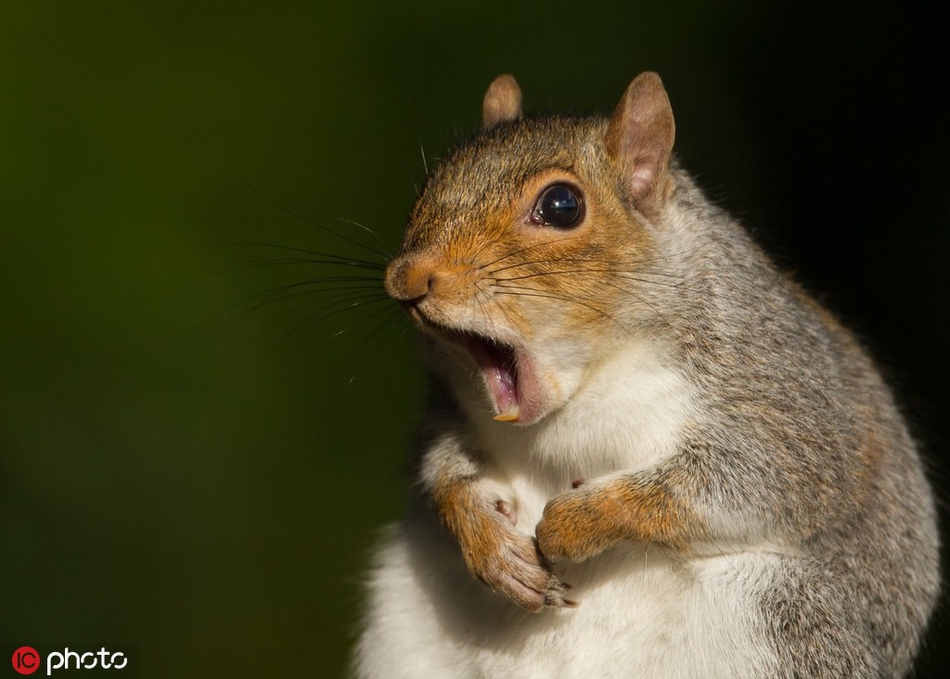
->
384;254;435;303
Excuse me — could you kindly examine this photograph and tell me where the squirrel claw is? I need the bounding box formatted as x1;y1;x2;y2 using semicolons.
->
542;575;578;609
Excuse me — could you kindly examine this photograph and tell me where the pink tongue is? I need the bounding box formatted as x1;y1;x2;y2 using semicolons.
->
487;363;517;416
466;339;520;421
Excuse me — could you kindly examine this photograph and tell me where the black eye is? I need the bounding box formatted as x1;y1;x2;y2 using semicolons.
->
530;183;585;229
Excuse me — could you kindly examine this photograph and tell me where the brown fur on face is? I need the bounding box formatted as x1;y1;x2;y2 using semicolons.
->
384;115;664;352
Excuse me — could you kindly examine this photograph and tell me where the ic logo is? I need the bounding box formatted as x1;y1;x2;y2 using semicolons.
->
11;646;40;675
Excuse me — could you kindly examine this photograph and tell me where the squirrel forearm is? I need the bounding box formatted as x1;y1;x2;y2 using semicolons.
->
538;428;879;563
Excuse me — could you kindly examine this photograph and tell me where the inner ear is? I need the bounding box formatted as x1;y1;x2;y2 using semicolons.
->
605;72;675;210
482;74;522;130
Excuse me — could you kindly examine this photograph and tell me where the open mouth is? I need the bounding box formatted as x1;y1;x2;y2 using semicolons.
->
456;332;522;422
429;326;523;422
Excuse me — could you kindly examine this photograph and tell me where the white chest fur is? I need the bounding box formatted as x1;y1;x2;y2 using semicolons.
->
355;518;780;678
352;339;781;679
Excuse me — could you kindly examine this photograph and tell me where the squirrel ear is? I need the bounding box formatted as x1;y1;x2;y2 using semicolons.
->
605;72;675;210
482;75;522;130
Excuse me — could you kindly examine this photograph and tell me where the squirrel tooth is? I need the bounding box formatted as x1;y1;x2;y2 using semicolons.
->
493;407;520;422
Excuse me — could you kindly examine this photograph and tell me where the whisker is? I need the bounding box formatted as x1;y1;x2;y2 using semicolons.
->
331;217;394;259
244;183;393;263
340;307;409;389
491;274;676;328
420;144;429;175
236;278;383;312
495;268;692;291
492;288;626;331
329;302;403;340
490;257;685;280
481;237;581;272
483;245;703;278
224;241;387;271
597;279;671;325
472;283;501;340
550;258;686;279
466;237;500;268
279;294;394;343
221;257;374;270
196;278;382;338
475;279;518;331
275;288;390;321
607;273;696;290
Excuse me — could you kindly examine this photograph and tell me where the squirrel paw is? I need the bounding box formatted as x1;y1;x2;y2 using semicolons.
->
536;482;625;563
462;499;576;612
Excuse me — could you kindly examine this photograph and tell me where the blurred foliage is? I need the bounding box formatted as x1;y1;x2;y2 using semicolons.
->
1;1;947;676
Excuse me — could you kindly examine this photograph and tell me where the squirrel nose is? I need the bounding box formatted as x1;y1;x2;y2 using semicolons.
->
385;254;436;304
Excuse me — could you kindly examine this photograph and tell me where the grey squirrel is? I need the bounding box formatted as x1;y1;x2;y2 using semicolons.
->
352;72;940;677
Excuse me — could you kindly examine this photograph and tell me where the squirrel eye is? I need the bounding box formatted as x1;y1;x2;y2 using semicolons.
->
530;183;585;229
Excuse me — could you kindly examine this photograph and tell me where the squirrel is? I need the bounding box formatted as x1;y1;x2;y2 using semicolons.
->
351;72;940;678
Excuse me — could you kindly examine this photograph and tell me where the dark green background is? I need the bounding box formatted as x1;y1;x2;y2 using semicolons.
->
3;1;947;676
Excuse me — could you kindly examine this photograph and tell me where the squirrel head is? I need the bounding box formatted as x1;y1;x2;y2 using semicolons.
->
385;72;677;425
